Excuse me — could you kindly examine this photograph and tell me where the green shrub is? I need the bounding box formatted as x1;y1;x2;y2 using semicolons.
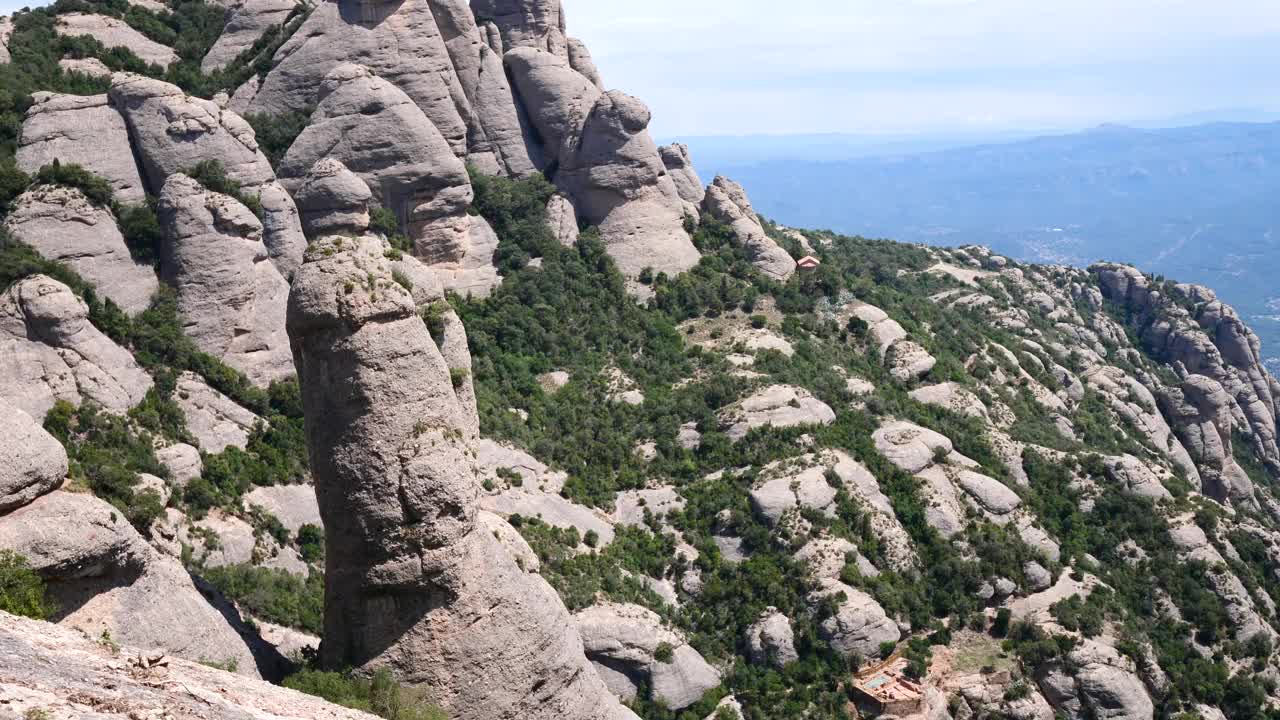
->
284;668;446;720
182;159;263;217
297;524;325;563
32;160;113;206
243;110;311;170
200;564;324;635
0;551;53;620
654;641;674;663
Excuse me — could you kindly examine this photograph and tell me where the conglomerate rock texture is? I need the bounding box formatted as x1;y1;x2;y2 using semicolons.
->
286;234;638;720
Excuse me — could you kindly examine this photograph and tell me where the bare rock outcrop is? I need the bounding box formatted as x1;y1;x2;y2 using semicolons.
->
158;173;293;386
58;56;112;78
173;372;261;453
286;234;637;720
1036;639;1154;720
720;384;836;441
0;611;372;720
0;491;276;678
746;607;798;667
0;397;68;513
295;158;373;237
56;13;179;67
810;579;900;659
16;92;147;204
249;0;534;176
506;48;700;279
546;193;579;246
470;0;567;56
574;602;721;710
278;65;473;261
201;0;297;73
109;73;306;275
1160;373;1256;506
0;275;152;419
660;143;705;214
566;36;603;89
3;185;158;314
703;176;795;281
0;16;11;64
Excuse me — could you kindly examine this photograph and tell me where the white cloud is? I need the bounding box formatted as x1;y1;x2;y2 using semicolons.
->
563;0;1280;136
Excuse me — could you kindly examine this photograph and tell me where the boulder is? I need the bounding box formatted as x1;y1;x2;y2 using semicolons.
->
201;0;297;73
566;36;603;89
546;193;580;246
278;64;477;268
955;470;1021;514
0;491;277;678
286;234;637;720
746;608;798;667
294;158;373;237
659;143;705;213
0;397;68;513
872;420;956;474
109;73;306;276
0;275;152;419
173;372;261;453
244;484;321;534
749;464;837;527
57;56;112;78
574;603;721;711
909;382;989;421
158;174;294;386
613;486;684;528
703;176;795;281
3;185;157;314
1037;639;1154;720
1160;373;1256;505
721;385;836;441
0;610;376;720
0;16;11;64
56;13;178;67
1102;455;1171;501
15;92;147;204
156;443;202;486
811;579;900;658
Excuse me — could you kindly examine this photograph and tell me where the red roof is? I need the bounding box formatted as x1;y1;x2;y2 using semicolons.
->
797;256;821;268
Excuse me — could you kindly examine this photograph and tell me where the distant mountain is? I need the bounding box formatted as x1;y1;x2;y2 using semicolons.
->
685;122;1280;364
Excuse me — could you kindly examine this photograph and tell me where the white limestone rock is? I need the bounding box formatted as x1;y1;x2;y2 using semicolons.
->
3;185;157;314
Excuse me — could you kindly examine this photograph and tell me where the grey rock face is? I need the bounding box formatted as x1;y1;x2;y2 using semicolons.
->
1093;262;1280;478
295;158;373;237
545;193;579;246
719;384;835;441
0;611;373;720
703;176;796;281
157;443;203;485
57;56;113;78
56;13;179;67
202;0;297;73
1036;639;1154;720
811;579;900;659
0;491;276;678
1160;373;1256;506
0;16;11;64
3;185;158;315
469;0;567;56
746;608;799;667
506;48;699;278
174;372;261;453
0;275;152;419
109;73;306;276
574;602;721;711
16;92;147;204
286;234;637;720
278;64;473;262
1102;455;1171;501
158;174;294;386
565;36;604;88
659;143;705;213
0;396;68;513
244;484;321;534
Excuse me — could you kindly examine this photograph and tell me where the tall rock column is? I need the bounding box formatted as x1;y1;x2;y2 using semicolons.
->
286;235;638;720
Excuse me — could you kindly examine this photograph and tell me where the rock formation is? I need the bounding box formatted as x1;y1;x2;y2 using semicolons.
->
810;579;900;659
16;92;147;204
294;158;373;237
660;143;705;215
286;234;638;720
545;193;579;245
55;13;179;67
0;275;152;419
248;0;534;176
703;176;795;281
574;602;721;710
746;608;798;668
0;397;67;513
172;371;262;453
157;173;293;386
0;611;372;720
109;73;306;275
3;185;158;314
0;16;12;64
0;491;278;677
201;0;297;73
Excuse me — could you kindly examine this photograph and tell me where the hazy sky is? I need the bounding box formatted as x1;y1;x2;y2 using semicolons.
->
563;0;1280;138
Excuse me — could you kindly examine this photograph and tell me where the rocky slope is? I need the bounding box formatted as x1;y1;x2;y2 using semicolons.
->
1;1;1280;720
